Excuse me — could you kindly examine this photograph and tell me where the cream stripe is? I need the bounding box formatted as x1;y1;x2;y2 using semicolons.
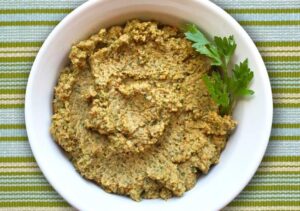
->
261;52;300;57
258;46;300;51
258;166;300;172
260;162;300;167
273;99;300;104
0;94;24;98
0;168;40;173
0;52;36;57
0;47;39;52
0;99;24;104
273;93;300;98
0;208;74;211
0;162;37;167
224;207;300;211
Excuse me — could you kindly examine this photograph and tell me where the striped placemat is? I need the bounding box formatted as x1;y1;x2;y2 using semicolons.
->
0;0;299;210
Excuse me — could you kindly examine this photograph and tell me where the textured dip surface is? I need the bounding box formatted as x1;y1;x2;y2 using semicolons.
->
50;20;237;201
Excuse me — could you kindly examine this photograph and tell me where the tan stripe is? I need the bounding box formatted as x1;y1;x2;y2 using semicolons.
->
273;93;300;98
0;94;24;99
0;168;40;173
273;99;300;104
0;99;24;104
0;52;36;57
0;162;37;167
258;166;300;172
224;207;300;211
0;47;39;52
261;51;300;57
0;208;75;211
258;46;300;51
260;162;300;167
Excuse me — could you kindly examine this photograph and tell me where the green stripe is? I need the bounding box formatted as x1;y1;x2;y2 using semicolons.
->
0;136;27;141
0;73;29;78
256;171;300;175
0;21;59;26
0;157;35;163
0;89;25;94
271;136;300;141
263;56;300;62
229;201;300;206
0;201;69;207
272;88;300;93
0;104;24;109
0;186;53;192
269;72;300;78
256;172;300;175
260;164;300;168
0;172;41;176
0;98;24;101
239;20;300;26
263;156;300;162
274;103;300;108
273;123;300;128
0;124;25;129
256;41;300;47
0;8;72;14
0;57;34;63
244;185;300;191
227;8;300;14
0;42;42;48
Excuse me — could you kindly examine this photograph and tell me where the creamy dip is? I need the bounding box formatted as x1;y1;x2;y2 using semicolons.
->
50;20;236;201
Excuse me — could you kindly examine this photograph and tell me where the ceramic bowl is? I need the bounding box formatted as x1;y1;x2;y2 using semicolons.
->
25;0;273;210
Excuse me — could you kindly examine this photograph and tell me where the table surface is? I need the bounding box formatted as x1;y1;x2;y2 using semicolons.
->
0;0;299;210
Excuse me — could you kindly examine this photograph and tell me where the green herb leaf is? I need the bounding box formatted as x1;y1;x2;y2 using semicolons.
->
192;43;223;66
184;24;254;115
185;25;224;67
214;36;236;66
203;73;230;115
184;23;209;45
230;59;254;97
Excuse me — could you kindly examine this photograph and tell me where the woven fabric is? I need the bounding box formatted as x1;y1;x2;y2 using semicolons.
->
0;0;299;210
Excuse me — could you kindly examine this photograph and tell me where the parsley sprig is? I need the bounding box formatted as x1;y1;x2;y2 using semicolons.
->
184;24;254;115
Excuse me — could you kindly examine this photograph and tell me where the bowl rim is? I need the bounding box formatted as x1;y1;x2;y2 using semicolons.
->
25;0;273;210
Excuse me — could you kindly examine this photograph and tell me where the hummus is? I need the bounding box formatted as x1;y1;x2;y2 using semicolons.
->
50;20;236;201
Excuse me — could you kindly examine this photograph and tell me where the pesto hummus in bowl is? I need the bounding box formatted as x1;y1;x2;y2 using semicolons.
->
50;20;236;201
25;0;273;210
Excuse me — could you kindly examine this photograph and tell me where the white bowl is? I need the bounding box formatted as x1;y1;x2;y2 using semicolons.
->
25;0;273;210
